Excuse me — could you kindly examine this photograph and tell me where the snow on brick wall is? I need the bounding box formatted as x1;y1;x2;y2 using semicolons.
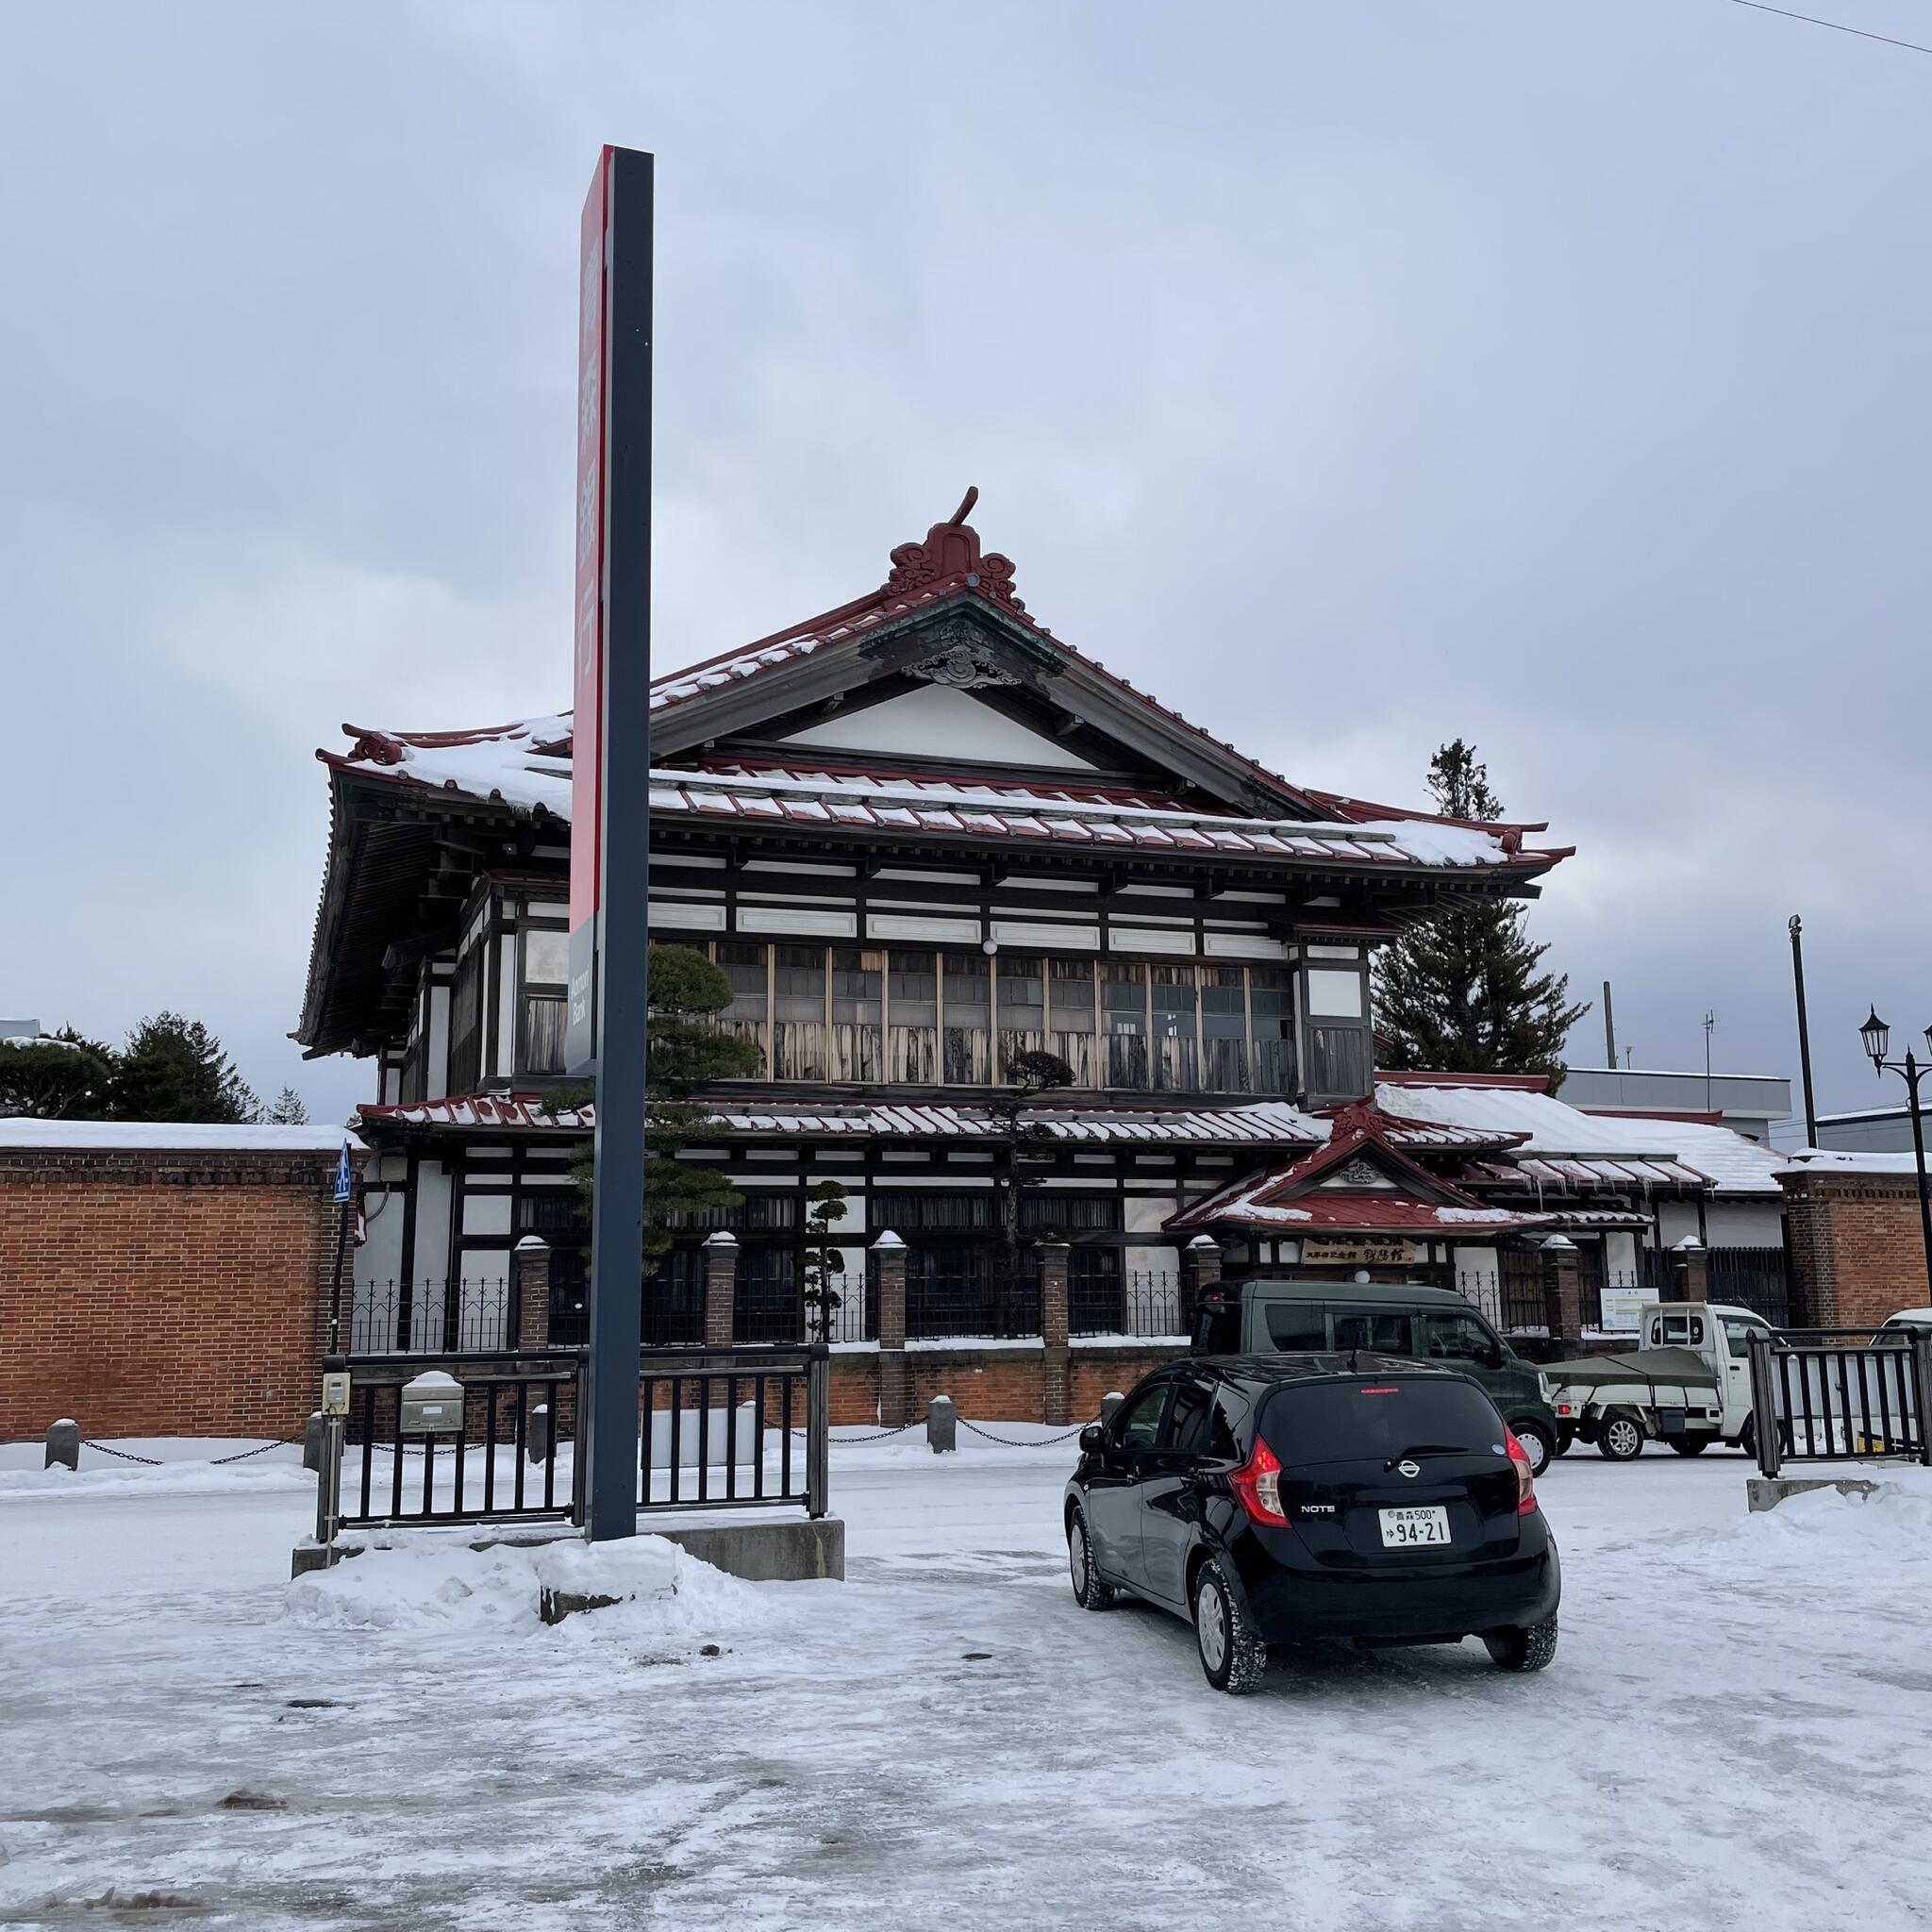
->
0;1145;355;1441
1781;1171;1929;1329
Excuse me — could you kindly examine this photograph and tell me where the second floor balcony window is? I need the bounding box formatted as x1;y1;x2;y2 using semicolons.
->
685;940;1303;1099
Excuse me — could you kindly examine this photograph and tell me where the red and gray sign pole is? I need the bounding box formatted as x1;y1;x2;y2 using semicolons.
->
567;145;653;1541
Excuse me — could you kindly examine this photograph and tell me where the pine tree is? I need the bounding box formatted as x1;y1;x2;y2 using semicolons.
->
1372;741;1589;1078
108;1013;260;1123
264;1087;311;1125
556;945;765;1263
0;1027;116;1119
799;1179;851;1342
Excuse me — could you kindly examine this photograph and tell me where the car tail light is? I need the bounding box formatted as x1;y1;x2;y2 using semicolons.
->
1230;1436;1287;1525
1506;1430;1538;1515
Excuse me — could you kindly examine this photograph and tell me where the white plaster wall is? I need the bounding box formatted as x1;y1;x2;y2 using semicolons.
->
1704;1201;1784;1246
783;683;1101;768
1656;1199;1703;1245
413;1161;453;1284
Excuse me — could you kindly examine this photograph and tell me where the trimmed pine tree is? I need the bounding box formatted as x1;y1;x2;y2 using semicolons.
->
1373;741;1589;1078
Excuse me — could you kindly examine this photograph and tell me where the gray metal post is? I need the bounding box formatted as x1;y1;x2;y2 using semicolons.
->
1747;1330;1781;1478
807;1344;831;1517
43;1420;79;1472
926;1393;957;1454
313;1412;344;1552
1911;1330;1932;1470
579;145;655;1543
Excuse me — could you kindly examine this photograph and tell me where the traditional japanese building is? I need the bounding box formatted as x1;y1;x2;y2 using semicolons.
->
296;498;1787;1366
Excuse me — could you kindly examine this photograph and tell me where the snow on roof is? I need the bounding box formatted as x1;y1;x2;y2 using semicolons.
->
319;507;1568;879
1374;1082;1785;1195
325;727;1540;874
0;1121;364;1154
1780;1148;1931;1178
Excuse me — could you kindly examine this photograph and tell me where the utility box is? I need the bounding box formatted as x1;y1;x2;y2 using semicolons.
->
320;1371;351;1418
399;1371;464;1435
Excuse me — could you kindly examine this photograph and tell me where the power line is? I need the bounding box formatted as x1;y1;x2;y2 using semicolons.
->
1728;0;1932;57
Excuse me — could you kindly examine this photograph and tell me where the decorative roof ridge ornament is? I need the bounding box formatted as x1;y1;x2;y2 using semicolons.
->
885;486;1026;615
908;641;1020;691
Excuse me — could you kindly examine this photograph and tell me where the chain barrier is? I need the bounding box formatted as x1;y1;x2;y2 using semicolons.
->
78;1438;305;1468
958;1419;1090;1447
80;1440;165;1465
785;1418;924;1444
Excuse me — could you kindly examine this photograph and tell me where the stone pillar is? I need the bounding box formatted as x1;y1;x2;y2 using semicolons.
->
513;1235;551;1352
703;1232;739;1351
1541;1235;1584;1344
1185;1235;1222;1327
873;1231;909;1425
1039;1240;1072;1426
1672;1236;1709;1305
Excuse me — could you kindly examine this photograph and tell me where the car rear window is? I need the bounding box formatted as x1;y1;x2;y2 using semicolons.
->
1261;1378;1505;1465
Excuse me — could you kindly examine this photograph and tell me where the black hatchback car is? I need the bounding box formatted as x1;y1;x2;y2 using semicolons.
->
1064;1354;1560;1693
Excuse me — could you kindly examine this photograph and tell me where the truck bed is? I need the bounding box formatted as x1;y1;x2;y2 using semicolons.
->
1542;1345;1720;1397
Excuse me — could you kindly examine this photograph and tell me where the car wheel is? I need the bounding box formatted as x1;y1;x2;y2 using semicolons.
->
1483;1617;1558;1673
1192;1557;1266;1695
1554;1429;1574;1458
1596;1409;1645;1461
1067;1506;1114;1611
1669;1434;1714;1457
1510;1421;1555;1477
1738;1416;1791;1460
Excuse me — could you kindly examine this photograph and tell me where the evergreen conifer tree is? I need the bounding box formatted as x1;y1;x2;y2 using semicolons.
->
0;1027;116;1119
1373;741;1588;1077
264;1087;311;1125
107;1013;260;1123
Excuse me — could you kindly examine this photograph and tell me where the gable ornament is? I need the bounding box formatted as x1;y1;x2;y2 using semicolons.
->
909;643;1020;691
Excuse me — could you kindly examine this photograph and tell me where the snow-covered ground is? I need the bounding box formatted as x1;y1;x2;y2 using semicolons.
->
3;1432;1931;1930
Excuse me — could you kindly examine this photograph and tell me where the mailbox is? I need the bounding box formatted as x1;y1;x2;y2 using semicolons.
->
399;1371;464;1435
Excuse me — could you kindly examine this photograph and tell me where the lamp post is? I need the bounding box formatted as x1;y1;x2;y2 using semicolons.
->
1857;1008;1932;1296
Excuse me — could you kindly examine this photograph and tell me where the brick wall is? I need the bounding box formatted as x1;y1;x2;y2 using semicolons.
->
828;1341;1189;1426
1779;1168;1932;1328
0;1144;354;1441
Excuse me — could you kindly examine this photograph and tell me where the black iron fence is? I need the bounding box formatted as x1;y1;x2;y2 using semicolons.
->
1455;1266;1548;1336
1748;1328;1932;1474
639;1346;826;1513
1069;1270;1187;1339
348;1279;516;1356
906;1266;1041;1341
1707;1247;1792;1327
321;1341;831;1537
338;1352;578;1528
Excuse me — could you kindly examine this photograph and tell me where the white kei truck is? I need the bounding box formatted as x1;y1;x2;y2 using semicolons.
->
1542;1303;1777;1461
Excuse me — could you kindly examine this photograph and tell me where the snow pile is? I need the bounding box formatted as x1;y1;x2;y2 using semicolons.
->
285;1533;770;1645
1730;1480;1932;1556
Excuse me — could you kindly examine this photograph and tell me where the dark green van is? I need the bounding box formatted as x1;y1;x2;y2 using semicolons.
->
1191;1279;1560;1474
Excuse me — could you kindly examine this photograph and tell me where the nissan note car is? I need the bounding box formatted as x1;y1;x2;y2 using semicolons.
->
1064;1355;1560;1693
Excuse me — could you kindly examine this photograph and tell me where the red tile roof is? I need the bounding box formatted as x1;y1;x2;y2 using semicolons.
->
320;500;1571;878
1167;1098;1550;1234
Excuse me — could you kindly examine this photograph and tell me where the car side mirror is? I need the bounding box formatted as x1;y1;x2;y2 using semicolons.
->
1079;1424;1106;1455
1484;1344;1504;1371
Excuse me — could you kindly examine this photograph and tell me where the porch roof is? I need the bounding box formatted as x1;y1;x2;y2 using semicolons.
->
354;1091;1513;1152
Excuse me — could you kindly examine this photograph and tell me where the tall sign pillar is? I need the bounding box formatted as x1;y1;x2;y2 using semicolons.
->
568;144;654;1541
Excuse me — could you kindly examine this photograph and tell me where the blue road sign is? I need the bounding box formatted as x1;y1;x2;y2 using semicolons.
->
333;1141;353;1204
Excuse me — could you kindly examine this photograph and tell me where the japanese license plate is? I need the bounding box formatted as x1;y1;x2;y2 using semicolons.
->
1378;1505;1450;1548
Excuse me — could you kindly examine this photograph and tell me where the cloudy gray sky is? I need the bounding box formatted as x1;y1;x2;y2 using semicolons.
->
5;0;1928;1134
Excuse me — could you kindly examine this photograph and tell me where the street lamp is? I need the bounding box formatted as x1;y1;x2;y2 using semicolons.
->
1858;1008;1932;1298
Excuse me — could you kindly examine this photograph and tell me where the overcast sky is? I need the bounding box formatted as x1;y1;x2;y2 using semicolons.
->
5;0;1929;1135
